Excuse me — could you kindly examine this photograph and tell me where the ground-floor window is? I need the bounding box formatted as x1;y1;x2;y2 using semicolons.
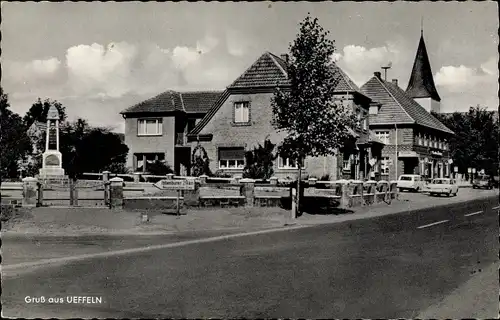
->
381;157;390;175
277;156;304;169
218;147;245;169
135;153;165;171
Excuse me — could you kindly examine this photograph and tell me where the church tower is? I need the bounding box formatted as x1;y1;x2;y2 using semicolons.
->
406;29;441;114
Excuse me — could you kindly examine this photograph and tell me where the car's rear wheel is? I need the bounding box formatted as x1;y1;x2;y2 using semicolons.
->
415;187;420;192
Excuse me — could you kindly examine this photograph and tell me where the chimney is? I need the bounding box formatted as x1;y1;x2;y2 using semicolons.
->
392;79;398;86
280;54;289;63
374;72;381;79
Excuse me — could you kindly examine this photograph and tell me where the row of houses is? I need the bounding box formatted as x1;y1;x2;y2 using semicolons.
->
120;32;454;181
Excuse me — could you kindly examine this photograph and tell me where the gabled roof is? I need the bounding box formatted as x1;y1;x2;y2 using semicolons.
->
190;52;372;136
120;90;223;115
406;34;441;101
227;52;290;89
332;64;363;94
361;75;453;134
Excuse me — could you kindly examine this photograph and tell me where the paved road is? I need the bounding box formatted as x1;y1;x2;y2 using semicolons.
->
2;196;498;318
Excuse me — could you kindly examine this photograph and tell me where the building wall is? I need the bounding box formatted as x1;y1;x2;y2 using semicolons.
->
414;97;441;114
193;91;344;179
124;116;175;169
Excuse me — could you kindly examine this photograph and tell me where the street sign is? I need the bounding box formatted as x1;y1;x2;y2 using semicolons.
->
472;168;476;174
448;159;453;164
153;179;195;190
369;158;376;166
468;168;472;173
153;179;195;216
454;166;458;173
424;157;429;163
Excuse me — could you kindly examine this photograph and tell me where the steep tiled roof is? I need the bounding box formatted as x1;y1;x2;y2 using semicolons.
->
179;91;223;113
332;64;363;94
228;52;290;89
190;52;371;136
406;34;441;101
120;91;223;115
361;75;453;134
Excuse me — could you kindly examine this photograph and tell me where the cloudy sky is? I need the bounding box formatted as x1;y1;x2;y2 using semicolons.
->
2;2;498;132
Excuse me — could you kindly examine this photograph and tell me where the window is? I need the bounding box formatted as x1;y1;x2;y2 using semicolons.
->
363;118;368;131
218;147;245;169
135;153;165;172
138;119;162;136
278;156;304;169
443;141;447;150
234;102;250;123
418;134;423;145
369;105;379;115
381;157;390;175
343;158;351;171
375;131;390;145
424;135;428;147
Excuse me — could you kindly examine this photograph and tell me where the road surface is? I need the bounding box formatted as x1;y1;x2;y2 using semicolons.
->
2;196;498;318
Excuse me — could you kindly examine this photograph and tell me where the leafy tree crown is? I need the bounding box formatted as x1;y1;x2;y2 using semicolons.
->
271;14;357;161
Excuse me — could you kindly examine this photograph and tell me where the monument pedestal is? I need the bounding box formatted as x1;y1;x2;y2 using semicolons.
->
39;150;66;181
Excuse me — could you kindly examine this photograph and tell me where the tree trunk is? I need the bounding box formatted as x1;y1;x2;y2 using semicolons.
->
296;160;302;219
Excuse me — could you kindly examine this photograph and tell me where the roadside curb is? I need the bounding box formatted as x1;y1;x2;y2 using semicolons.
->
2;194;497;239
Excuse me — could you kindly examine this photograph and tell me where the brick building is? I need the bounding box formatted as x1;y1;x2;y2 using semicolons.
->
361;32;454;181
120;91;222;175
187;52;384;180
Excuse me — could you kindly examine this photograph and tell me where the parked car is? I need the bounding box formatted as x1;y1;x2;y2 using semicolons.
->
427;178;459;197
472;175;495;189
397;174;426;192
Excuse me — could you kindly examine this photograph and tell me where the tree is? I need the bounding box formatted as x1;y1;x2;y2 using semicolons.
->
271;14;357;216
23;98;67;128
0;87;32;179
243;139;276;180
432;106;499;176
191;144;212;177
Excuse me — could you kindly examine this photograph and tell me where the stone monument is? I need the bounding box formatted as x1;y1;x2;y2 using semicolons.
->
38;105;66;180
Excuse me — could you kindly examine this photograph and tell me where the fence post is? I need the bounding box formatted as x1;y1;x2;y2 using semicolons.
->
339;180;350;209
109;177;124;209
240;178;255;207
22;177;38;207
199;174;208;185
133;172;141;182
37;181;43;207
103;171;110;206
183;177;200;207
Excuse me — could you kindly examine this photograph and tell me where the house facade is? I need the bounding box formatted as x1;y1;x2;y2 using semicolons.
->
120;91;222;175
361;33;454;181
187;52;384;180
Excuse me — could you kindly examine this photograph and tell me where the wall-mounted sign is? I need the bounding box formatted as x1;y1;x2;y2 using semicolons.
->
424;157;429;163
468;168;472;173
431;151;443;156
454;166;458;173
448;159;453;164
369;158;377;166
472;168;476;174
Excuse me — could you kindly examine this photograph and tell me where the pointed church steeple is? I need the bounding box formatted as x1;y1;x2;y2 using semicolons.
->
405;32;441;102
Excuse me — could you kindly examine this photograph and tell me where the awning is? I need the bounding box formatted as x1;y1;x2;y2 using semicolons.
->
218;147;245;160
398;151;419;158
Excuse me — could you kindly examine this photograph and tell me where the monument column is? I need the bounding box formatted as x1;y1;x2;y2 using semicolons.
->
56;118;60;151
39;105;66;179
45;120;50;151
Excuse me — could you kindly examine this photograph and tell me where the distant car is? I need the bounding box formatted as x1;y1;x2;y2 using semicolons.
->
472;175;495;190
397;174;426;192
427;178;459;197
